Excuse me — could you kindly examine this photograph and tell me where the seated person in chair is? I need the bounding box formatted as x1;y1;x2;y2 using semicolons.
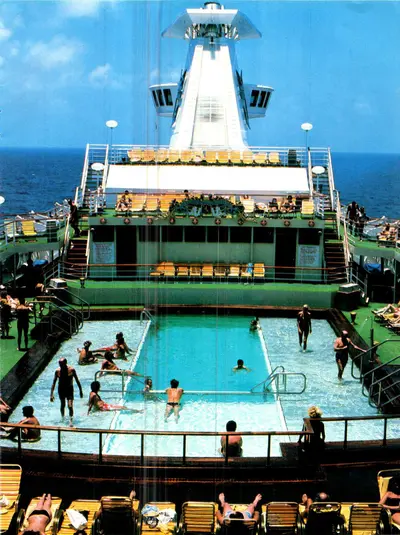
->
116;191;132;212
216;493;261;526
269;198;279;213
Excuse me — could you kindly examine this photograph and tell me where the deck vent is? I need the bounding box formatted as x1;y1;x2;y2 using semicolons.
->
49;278;68;290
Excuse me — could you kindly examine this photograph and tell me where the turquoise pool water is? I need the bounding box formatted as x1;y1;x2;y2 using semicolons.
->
8;314;396;458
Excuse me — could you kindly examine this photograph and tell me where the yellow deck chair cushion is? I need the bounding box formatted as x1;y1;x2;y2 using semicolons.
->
268;152;281;165
21;220;36;237
128;149;143;163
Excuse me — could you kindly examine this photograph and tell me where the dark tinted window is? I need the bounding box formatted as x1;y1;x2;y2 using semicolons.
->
250;90;259;107
207;226;229;243
156;89;164;106
264;92;271;108
162;226;184;242
185;226;206;242
138;226;160;242
163;89;173;106
258;91;266;107
152;91;159;106
253;227;274;243
230;227;252;243
92;226;114;242
298;229;320;245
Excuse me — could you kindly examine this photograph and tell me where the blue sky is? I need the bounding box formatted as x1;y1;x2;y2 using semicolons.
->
1;0;399;152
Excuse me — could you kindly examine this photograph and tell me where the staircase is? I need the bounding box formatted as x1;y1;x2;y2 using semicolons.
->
324;221;347;283
83;168;103;208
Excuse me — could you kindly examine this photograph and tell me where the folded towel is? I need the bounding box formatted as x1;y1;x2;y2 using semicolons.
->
0;496;9;508
66;509;88;530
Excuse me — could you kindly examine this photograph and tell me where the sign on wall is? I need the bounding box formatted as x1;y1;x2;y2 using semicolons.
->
298;245;320;268
92;242;115;264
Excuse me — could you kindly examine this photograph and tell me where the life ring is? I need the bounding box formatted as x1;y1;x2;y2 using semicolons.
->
260;219;267;227
308;220;315;227
124;218;130;225
192;217;199;225
169;217;176;225
100;217;107;225
284;219;291;227
238;218;245;226
147;217;153;225
215;218;222;225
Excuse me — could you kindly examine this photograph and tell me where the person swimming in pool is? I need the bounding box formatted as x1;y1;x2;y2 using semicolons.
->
216;493;262;525
165;379;184;423
233;359;250;372
249;317;260;331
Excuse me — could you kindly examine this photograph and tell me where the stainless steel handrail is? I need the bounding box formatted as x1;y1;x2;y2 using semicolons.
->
351;339;400;380
250;366;285;392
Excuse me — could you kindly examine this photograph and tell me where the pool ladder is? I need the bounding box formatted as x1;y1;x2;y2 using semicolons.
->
250;366;307;395
140;308;155;325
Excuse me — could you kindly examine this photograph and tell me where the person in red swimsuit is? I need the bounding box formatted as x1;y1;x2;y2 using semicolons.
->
88;381;143;415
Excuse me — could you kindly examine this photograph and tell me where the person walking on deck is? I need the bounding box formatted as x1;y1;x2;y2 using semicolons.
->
50;358;83;426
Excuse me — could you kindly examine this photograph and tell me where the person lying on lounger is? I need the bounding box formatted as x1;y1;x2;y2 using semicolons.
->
21;493;53;535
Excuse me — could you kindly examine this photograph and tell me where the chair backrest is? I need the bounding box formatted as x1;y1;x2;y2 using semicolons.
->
181;502;216;534
305;503;341;535
0;464;22;497
264;502;299;529
223;518;257;535
99;497;135;535
349;503;383;534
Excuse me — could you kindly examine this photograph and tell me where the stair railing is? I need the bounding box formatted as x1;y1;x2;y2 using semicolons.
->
60;289;91;320
369;369;400;409
327;148;335;210
78;144;90;200
85;229;91;279
31;299;82;336
351;339;400;380
34;295;84;331
140;308;154;324
94;370;144;398
251;366;285;392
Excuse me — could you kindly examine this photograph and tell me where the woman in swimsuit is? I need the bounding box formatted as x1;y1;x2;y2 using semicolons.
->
216;493;262;525
88;381;130;414
100;351;142;377
23;493;53;535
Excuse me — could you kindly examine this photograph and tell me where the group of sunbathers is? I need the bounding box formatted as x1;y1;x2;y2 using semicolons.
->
372;301;400;331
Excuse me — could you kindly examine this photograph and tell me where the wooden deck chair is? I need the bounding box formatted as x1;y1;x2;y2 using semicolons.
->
230;151;242;165
180;150;193;163
189;265;201;279
128;149;143;163
262;502;301;534
94;496;139;535
205;151;217;164
150;263;165;278
164;263;176;279
201;264;214;279
348;503;384;535
223;503;259;535
177;265;189;277
253;263;265;280
268;152;281;166
304;503;342;535
155;149;168;163
217;151;230;164
160;197;173;212
53;499;101;535
180;502;217;535
142;149;155;163
193;151;205;163
0;464;22;534
140;502;176;535
18;496;62;534
242;200;255;215
214;265;227;278
145;197;160;212
168;150;180;164
301;200;314;218
242;151;254;165
228;264;240;280
21;220;37;238
254;153;267;165
240;264;253;281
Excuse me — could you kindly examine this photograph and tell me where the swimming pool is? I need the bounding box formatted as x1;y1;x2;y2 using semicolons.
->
8;314;396;458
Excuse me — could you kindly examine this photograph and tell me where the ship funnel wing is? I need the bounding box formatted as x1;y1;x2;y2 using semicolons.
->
162;7;261;40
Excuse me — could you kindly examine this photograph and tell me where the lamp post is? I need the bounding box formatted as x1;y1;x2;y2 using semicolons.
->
106;120;118;164
301;122;313;165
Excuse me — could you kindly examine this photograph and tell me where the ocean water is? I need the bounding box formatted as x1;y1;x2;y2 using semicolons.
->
0;148;399;218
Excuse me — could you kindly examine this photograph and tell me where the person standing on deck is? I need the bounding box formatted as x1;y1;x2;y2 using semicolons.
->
333;330;365;380
67;198;80;237
16;297;32;351
50;358;83;426
297;304;312;350
165;379;184;423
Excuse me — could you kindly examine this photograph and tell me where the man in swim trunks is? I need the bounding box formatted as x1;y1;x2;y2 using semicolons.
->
297;304;312;350
216;493;262;525
220;420;243;457
22;493;53;535
333;330;364;380
233;359;250;372
165;379;184;422
50;358;83;427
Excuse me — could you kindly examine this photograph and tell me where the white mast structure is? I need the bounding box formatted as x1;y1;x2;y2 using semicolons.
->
150;2;273;151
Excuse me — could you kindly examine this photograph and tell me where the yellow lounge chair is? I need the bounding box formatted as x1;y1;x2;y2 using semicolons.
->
179;502;217;535
0;464;22;535
230;151;242;164
94;496;139;535
54;499;101;535
168;150;180;164
242;151;254;165
128;149;143;163
201;265;214;279
141;502;176;535
177;266;189;277
301;200;314;218
254;153;267;165
21;220;37;238
205;151;217;164
142;149;155;163
217;151;230;164
228;264;240;280
180;150;194;163
347;503;385;535
155;149;168;163
262;502;301;534
268;152;281;166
